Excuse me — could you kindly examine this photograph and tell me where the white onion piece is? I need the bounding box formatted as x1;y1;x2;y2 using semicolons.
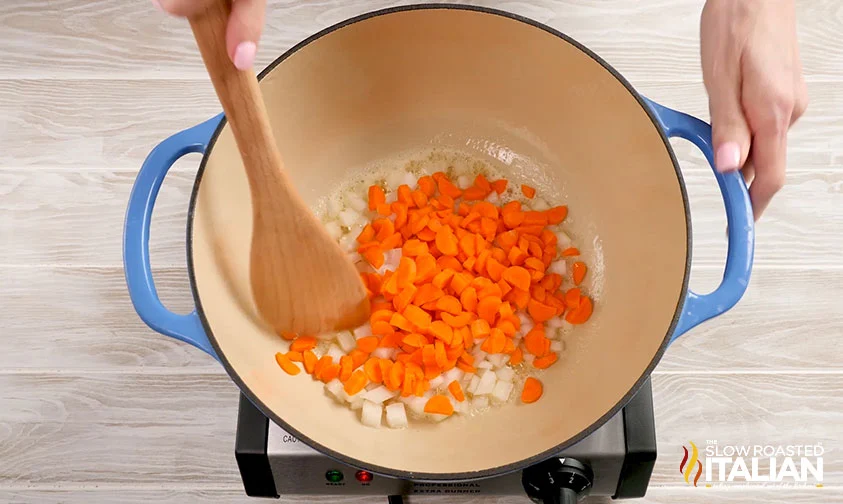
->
475;371;497;396
548;260;567;277
531;198;550;211
442;367;464;384
365;385;397;404
454;399;470;415
551;340;565;353
477;360;493;370
346;193;367;213
387;171;405;189
524;354;536;366
352;323;372;340
337;331;357;352
402;172;418;189
486;192;501;205
385;190;398;204
546;316;564;330
492;380;514;403
429;374;445;389
371;347;393;359
326;344;344;362
350;396;365;410
328;197;343;215
487;353;507;368
323;221;343;241
407;396;429;416
361;400;382;428
339;232;357;253
457;175;471;189
554;230;573;249
472;396;490;410
385;402;409;428
461;372;475;385
325;379;345;403
377;248;402;275
472;349;487;362
339;209;359;228
467;375;481;395
561;320;574;333
496;366;515;383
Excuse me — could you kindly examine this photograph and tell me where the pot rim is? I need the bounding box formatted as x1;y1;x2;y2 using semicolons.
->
185;3;691;482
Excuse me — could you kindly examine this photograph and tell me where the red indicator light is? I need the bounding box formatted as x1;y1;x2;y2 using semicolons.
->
355;470;373;483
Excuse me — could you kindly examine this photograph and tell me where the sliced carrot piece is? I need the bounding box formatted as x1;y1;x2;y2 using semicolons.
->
349;349;369;369
509;347;524;366
470;318;491;339
396;256;417;288
524;327;551;357
561;247;580;257
528;298;557;323
318;364;339;383
448;380;466;402
402;333;427;348
521;184;536;199
402;239;428;257
390;312;415;332
356;224;376;244
361;246;385;269
429;321;454;345
432;268;455;290
290;336;317;353
480;328;506;354
477;296;501;324
435;226;459;256
275;352;301;375
414;253;438;282
460;286;478;312
434;340;448;369
521;377;543;404
393;284;417;312
462;185;488;201
534;352;559;369
502;266;531;291
393;202;409;229
364;357;383;383
485;257;506;282
418;175;436;196
424;395;455;416
435;295;462;315
437;177;463;199
368;185;386;211
403;304;432;331
572;261;587;285
286;351;303;362
546;205;568;224
565;296;594;325
491;179;508;194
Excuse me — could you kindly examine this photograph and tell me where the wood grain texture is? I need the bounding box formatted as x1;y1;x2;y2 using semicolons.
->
0;266;840;371
0;0;840;502
0;373;838;487
0;488;839;504
0;79;839;170
0;0;841;82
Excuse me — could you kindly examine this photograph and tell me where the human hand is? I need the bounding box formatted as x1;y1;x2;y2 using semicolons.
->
153;0;266;70
701;0;807;220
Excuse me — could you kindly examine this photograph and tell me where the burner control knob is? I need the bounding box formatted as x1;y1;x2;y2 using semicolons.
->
522;458;594;504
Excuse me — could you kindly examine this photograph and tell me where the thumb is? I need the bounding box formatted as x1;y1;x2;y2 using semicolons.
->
707;81;752;173
226;0;267;71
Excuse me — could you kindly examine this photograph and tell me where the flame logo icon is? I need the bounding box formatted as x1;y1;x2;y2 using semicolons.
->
680;441;703;487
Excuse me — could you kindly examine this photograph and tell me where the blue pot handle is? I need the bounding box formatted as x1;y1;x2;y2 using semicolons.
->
643;98;755;344
123;114;224;359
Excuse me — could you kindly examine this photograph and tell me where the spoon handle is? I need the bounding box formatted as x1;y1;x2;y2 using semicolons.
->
187;0;285;198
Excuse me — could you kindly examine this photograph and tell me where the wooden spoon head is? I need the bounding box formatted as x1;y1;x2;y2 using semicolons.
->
249;201;371;336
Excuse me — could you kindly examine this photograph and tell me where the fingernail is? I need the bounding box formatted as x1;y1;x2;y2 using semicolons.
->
151;0;163;11
714;142;741;172
233;41;257;71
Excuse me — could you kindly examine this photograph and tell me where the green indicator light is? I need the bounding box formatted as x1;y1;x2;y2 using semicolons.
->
325;470;344;483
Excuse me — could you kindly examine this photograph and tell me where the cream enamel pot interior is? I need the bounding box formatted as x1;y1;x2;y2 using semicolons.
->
124;5;754;480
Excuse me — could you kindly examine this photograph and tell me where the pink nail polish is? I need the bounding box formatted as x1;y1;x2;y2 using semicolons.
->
233;42;257;71
714;142;741;172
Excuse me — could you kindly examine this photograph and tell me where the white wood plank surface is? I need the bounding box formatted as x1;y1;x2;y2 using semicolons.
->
0;0;839;502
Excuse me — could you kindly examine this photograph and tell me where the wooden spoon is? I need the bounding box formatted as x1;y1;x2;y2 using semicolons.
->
187;0;370;335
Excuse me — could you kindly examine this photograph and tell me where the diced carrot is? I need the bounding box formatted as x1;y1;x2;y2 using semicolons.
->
546;205;568;224
477;296;501;324
393;284;417;312
430;321;454;345
561;247;580;257
448;381;466;402
361;246;385;269
290;336;317;352
565;296;593;324
402;239;428;257
303;350;318;374
480;328;506;354
349;349;369;369
403;304;432;331
491;179;508;194
502;266;531;291
521;377;543;403
435;226;459;256
286;351;303;362
432;269;455;289
462;186;488;201
460;287;478;312
418;176;436;196
436;295;462;315
364;357;383;383
533;352;559;369
572;261;587;285
528;298;557;323
356;224;376;244
424;395;455;416
521;184;536;199
437;177;463;199
275;352;301;375
509;347;524;366
396;256;417;288
524;327;551;357
415;253;438;282
368;185;386;210
470;318;491;339
319;364;340;383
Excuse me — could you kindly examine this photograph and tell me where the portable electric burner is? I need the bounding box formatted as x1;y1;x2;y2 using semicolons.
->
235;379;655;503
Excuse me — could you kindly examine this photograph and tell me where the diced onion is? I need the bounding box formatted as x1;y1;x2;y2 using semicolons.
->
474;370;497;396
385;402;409;428
531;198;550;211
492;380;514;403
429;374;445;389
546;316;564;330
524;354;536;366
350;396;365;410
326;344;344;362
337;331;357;352
472;396;490;410
361;400;383;428
548;260;567;276
554;230;573;249
442;367;464;384
496;366;515;383
323;220;343;241
346;193;367;213
551;340;565;353
328;197;343;215
378;248;403;274
325;379;345;403
486;192;501;205
339;209;359;228
364;385;397;404
402;172;418;189
487;353;508;368
352;323;372;340
386;170;405;189
457;175;471;189
371;347;393;359
407;395;429;416
467;375;481;395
